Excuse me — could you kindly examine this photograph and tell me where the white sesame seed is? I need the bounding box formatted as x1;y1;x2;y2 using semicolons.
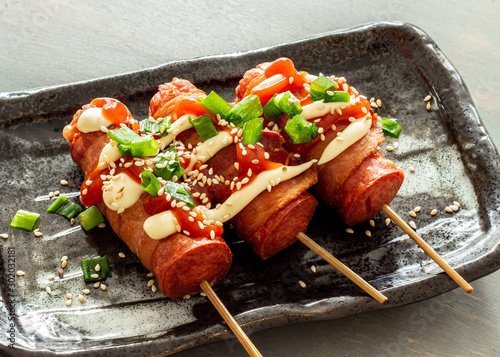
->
82;289;91;295
431;209;438;216
393;142;399;149
310;265;317;273
94;282;101;288
453;201;461;208
118;252;126;258
376;99;382;107
16;270;25;276
361;107;368;114
385;218;391;226
61;261;68;269
409;167;416;172
49;192;54;198
0;233;8;239
426;102;431;110
65;293;73;299
98;222;106;228
61;255;68;262
151;285;157;293
46;286;52;295
100;284;107;291
365;230;372;237
210;230;215;239
90;274;99;279
369;219;375;227
70;218;76;226
409;211;417;218
450;205;459;211
386;146;394;152
66;299;72;307
346;228;354;234
409;221;417;229
371;102;378;108
34;231;43;237
48;274;55;280
147;279;155;287
60;179;69;186
95;264;101;272
78;294;85;302
424;95;432;102
298;281;306;288
445;206;453;213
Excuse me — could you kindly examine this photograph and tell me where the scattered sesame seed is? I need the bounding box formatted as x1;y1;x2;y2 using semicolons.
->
298;281;306;288
251;159;259;164
61;255;68;262
310;265;317;273
450;205;459;211
49;191;54;198
48;274;55;280
369;219;375;227
82;289;91;295
361;107;368;114
386;146;394;152
46;286;52;295
365;230;372;237
409;211;417;218
409;221;417;229
60;179;69;186
151;285;157;293
393;142;399;149
424;95;432;102
61;261;68;269
98;223;106;228
54;191;60;196
0;233;8;239
66;299;72;307
385;218;391;226
146;272;154;278
78;294;85;302
409;167;416;172
445;206;453;213
100;284;107;291
147;279;155;287
453;201;461;208
34;231;43;237
94;282;101;288
376;99;382;107
65;293;73;299
90;274;99;279
183;294;191;300
70;218;76;226
346;228;354;234
16;270;25;276
58;269;64;278
431;209;438;216
371;102;378;108
426;101;431;110
95;264;101;272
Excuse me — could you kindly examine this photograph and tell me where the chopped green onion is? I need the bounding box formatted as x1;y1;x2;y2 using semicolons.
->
324;91;351;103
139;116;171;137
284;115;318;144
380;117;402;138
274;91;303;118
78;205;104;231
198;91;232;118
309;75;338;102
47;195;82;220
263;93;283;121
10;210;40;231
242;117;264;146
107;126;158;157
190;114;219;141
226;95;263;127
164;181;194;209
140;170;161;196
81;256;111;283
153;145;184;181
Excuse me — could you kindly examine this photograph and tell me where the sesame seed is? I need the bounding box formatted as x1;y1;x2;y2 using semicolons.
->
426;102;431;110
183;294;191;300
445;206;453;213
453;201;461;208
182;230;191;236
450;205;459;211
409;211;417;218
98;222;106;228
424;95;432;102
66;292;73;299
393;142;399;149
386;145;394;152
48;274;55;280
385;218;391;226
409;221;417;229
310;265;317;273
331;124;337;131
289;77;294;84
60;179;69;186
16;270;25;276
94;282;100;288
48;192;54;198
0;233;8;239
376;99;382;107
46;286;52;295
58;269;64;278
100;284;107;291
298;281;306;288
147;279;155;287
234;162;239;170
365;230;372;237
431;209;438;216
82;289;91;295
236;182;242;190
118;252;126;258
409;167;416;172
78;294;85;302
34;231;43;237
371;102;378;108
369;219;375;227
151;285;157;293
223;214;231;221
346;228;354;234
66;299;72;307
70;218;76;226
90;274;99;279
61;261;68;269
414;206;422;213
95;264;101;272
361;107;368;114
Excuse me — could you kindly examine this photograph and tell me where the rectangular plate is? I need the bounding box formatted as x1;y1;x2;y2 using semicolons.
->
1;22;499;356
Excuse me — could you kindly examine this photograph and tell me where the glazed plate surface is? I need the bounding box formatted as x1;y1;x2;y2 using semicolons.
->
0;22;499;356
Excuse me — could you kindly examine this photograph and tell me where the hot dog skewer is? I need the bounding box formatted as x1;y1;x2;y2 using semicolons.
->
235;58;472;293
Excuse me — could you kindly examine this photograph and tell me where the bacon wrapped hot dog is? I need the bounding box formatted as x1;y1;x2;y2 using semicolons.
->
235;58;404;225
148;79;318;260
63;98;232;299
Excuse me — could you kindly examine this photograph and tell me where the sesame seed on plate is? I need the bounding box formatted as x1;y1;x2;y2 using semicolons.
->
48;274;55;280
431;209;438;216
346;228;354;234
82;289;91;295
34;231;43;237
78;294;85;302
61;261;68;269
424;95;432;102
369;220;375;227
409;211;417;218
118;252;126;258
385;218;391;226
365;230;372;237
94;282;100;288
16;270;25;276
147;279;155;287
386;145;394;152
100;284;107;291
60;180;69;186
426;101;431;110
298;281;306;288
45;286;52;295
453;201;461;207
65;293;73;299
183;294;191;300
409;221;417;229
393;142;399;149
151;285;157;293
95;264;101;272
445;206;453;213
376;99;382;107
450;205;459;211
414;206;422;213
409;167;416;172
310;265;317;273
0;233;8;239
66;299;72;307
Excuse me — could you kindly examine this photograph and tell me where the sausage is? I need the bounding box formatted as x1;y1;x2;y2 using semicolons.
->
149;79;318;260
63;100;232;299
235;59;404;225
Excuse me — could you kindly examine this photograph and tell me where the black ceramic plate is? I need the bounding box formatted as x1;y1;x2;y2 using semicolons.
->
1;22;499;356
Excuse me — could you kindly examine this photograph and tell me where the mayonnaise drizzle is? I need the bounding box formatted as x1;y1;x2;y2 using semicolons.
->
143;160;316;240
98;141;122;170
102;173;144;212
184;131;233;172
301;98;354;120
317;114;372;165
158;114;194;150
77;107;113;133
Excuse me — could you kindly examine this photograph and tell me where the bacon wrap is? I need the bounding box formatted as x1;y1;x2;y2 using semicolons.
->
236;60;404;225
63;100;232;299
149;79;318;260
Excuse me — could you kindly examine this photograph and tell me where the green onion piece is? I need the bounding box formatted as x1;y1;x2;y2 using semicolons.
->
107;126;158;157
263;93;283;121
164;181;194;209
140;170;161;197
139;116;171;137
78;205;104;231
47;195;82;220
274;91;303;118
324;91;351;103
153;145;184;181
198;91;232;118
10;210;40;231
284;115;319;144
226;95;263;127
190;114;219;141
380;117;402;138
309;75;338;102
81;256;111;283
242;117;264;146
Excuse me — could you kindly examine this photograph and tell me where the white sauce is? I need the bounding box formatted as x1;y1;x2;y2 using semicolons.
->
98;141;122;170
317;114;372;165
184;131;233;172
143;160;316;240
301;98;354;120
77;107;113;133
102;173;144;212
158;114;194;150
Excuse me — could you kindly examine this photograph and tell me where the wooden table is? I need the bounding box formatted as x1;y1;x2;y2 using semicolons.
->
1;1;499;356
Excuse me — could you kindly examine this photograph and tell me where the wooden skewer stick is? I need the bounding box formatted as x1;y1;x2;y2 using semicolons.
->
382;204;473;293
296;232;388;304
199;280;263;357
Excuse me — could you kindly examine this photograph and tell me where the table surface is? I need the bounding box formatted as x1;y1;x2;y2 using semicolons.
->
1;1;499;356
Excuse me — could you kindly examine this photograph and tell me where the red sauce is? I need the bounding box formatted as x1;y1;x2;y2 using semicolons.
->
173;97;210;120
91;98;131;126
235;142;282;181
173;209;223;239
